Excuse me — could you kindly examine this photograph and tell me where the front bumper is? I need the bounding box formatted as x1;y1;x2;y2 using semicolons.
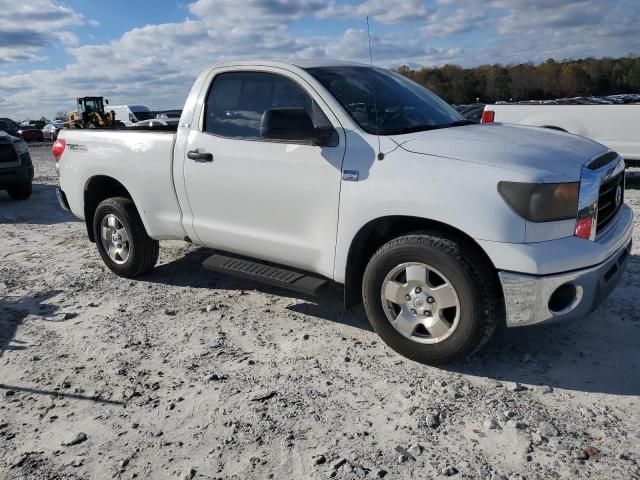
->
500;239;632;327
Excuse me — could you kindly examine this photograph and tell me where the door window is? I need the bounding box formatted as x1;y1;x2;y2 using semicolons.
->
204;71;332;140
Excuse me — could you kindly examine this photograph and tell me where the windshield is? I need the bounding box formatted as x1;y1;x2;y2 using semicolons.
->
134;111;155;121
82;98;104;113
306;66;467;135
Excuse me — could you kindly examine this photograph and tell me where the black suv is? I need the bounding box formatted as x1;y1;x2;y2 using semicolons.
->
0;125;33;200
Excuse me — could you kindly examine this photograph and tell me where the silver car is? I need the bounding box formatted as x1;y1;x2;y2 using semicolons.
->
42;123;62;140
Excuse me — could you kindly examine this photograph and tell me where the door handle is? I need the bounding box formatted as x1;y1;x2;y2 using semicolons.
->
187;150;213;162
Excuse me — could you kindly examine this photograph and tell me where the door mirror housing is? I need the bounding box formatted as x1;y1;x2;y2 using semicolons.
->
260;108;335;146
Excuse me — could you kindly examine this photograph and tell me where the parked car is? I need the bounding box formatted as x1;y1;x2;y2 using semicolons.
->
585;97;613;105
42;123;62;140
606;94;640;104
16;126;44;142
0;118;21;137
454;103;485;122
132;119;179;128
0;130;33;200
55;60;633;364
21;119;46;129
110;105;155;127
155;110;182;120
482;103;640;160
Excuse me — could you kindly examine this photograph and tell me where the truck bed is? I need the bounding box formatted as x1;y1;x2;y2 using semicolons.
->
63;125;178;133
57;129;184;240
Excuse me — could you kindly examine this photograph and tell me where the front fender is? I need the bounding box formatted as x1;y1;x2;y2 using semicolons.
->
333;151;528;283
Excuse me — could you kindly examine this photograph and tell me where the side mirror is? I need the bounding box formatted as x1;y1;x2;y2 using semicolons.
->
260;108;334;146
105;99;109;105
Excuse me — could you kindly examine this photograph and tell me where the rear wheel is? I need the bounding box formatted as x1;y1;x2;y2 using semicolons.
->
362;232;502;365
93;197;159;278
7;179;32;200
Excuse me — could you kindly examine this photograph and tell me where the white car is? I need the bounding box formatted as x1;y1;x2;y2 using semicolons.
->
53;60;633;364
481;103;640;161
109;104;155;127
131;118;179;128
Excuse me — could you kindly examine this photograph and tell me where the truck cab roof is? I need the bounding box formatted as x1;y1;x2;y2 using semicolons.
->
207;59;370;70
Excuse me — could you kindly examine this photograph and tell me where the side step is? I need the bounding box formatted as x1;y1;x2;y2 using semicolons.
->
202;253;328;295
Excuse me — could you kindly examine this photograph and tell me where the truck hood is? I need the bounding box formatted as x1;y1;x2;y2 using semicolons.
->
391;123;607;181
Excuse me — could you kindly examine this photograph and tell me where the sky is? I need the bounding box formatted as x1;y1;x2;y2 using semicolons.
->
0;0;639;120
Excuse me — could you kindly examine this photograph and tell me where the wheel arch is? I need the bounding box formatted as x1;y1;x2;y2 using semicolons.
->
343;215;500;309
84;175;133;242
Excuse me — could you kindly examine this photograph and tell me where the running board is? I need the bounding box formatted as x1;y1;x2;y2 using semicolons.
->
202;253;328;295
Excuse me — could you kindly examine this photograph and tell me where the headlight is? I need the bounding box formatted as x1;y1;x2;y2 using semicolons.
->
498;181;579;222
13;141;29;155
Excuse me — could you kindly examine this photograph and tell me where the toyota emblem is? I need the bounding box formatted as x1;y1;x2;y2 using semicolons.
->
615;185;622;208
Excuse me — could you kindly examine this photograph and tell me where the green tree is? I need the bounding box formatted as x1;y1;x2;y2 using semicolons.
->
395;55;640;104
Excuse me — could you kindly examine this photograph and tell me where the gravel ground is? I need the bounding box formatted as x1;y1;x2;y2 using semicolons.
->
1;144;640;480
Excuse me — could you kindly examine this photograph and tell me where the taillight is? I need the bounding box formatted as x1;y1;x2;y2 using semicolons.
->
481;110;495;123
52;138;66;161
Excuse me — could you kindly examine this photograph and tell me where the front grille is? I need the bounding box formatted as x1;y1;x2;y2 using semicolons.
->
596;172;624;234
0;144;18;164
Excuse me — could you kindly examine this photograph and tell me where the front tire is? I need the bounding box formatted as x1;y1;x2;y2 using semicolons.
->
93;197;159;278
362;232;502;365
7;179;32;200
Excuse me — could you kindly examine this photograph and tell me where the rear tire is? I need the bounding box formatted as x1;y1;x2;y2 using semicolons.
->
362;232;502;365
7;179;32;200
93;197;159;278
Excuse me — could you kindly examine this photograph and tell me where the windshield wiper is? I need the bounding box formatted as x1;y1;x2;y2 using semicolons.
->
383;120;474;136
446;120;475;127
382;124;440;135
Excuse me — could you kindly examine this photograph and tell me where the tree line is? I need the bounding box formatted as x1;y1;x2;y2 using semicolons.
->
396;56;640;105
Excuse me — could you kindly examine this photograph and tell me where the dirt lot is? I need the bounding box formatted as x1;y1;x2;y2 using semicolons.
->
1;143;640;480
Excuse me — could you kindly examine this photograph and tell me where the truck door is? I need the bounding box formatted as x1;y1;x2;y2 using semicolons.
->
182;69;346;279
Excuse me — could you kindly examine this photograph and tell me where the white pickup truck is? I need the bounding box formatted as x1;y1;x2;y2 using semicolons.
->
481;104;640;161
54;60;633;364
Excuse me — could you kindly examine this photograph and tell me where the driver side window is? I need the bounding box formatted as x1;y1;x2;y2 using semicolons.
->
204;71;331;140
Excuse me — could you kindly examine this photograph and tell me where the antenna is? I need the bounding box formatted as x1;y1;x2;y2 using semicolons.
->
366;16;384;161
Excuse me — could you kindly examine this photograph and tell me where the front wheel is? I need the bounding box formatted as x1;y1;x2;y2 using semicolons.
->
93;197;159;278
362;233;502;365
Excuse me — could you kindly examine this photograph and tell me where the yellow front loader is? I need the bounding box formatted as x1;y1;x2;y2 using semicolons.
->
65;97;118;129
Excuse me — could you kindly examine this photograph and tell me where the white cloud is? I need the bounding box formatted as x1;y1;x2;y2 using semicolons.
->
54;31;80;46
424;7;486;36
0;0;84;30
0;0;84;64
352;0;431;24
